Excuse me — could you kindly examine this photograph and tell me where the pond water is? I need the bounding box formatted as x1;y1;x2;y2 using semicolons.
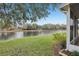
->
0;30;65;40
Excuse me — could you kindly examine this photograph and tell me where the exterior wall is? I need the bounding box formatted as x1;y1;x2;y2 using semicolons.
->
66;4;79;52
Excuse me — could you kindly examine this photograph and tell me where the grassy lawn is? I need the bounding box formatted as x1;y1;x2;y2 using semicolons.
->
0;33;66;56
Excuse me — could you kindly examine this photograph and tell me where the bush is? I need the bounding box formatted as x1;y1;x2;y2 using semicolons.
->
53;32;66;49
60;40;66;49
53;32;66;41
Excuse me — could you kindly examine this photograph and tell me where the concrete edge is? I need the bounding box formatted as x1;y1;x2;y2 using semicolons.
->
59;49;68;56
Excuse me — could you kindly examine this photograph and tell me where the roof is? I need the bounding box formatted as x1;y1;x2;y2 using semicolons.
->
60;3;79;19
59;3;69;11
59;3;69;9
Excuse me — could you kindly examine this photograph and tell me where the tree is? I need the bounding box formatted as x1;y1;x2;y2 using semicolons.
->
31;23;39;30
0;3;60;29
41;24;55;30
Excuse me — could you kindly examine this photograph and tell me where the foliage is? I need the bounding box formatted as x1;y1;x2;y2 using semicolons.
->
53;32;66;41
41;24;66;30
53;32;66;48
41;24;56;30
0;19;13;29
31;23;39;30
22;23;39;30
21;23;66;30
0;3;59;29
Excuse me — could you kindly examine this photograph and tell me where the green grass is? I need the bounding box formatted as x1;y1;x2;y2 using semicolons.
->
0;33;66;56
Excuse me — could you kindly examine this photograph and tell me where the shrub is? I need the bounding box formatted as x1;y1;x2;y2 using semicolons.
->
53;32;66;49
53;32;66;41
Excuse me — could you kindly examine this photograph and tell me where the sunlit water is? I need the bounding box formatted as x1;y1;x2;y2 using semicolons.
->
0;30;65;40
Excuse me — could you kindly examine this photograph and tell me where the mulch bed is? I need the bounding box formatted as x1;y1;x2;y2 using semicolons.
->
52;39;79;56
53;42;63;56
53;42;73;56
52;41;71;56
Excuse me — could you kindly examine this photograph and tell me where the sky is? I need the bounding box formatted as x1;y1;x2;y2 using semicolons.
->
36;9;67;25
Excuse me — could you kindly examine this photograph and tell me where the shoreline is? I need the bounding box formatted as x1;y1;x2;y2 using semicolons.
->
0;29;65;33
